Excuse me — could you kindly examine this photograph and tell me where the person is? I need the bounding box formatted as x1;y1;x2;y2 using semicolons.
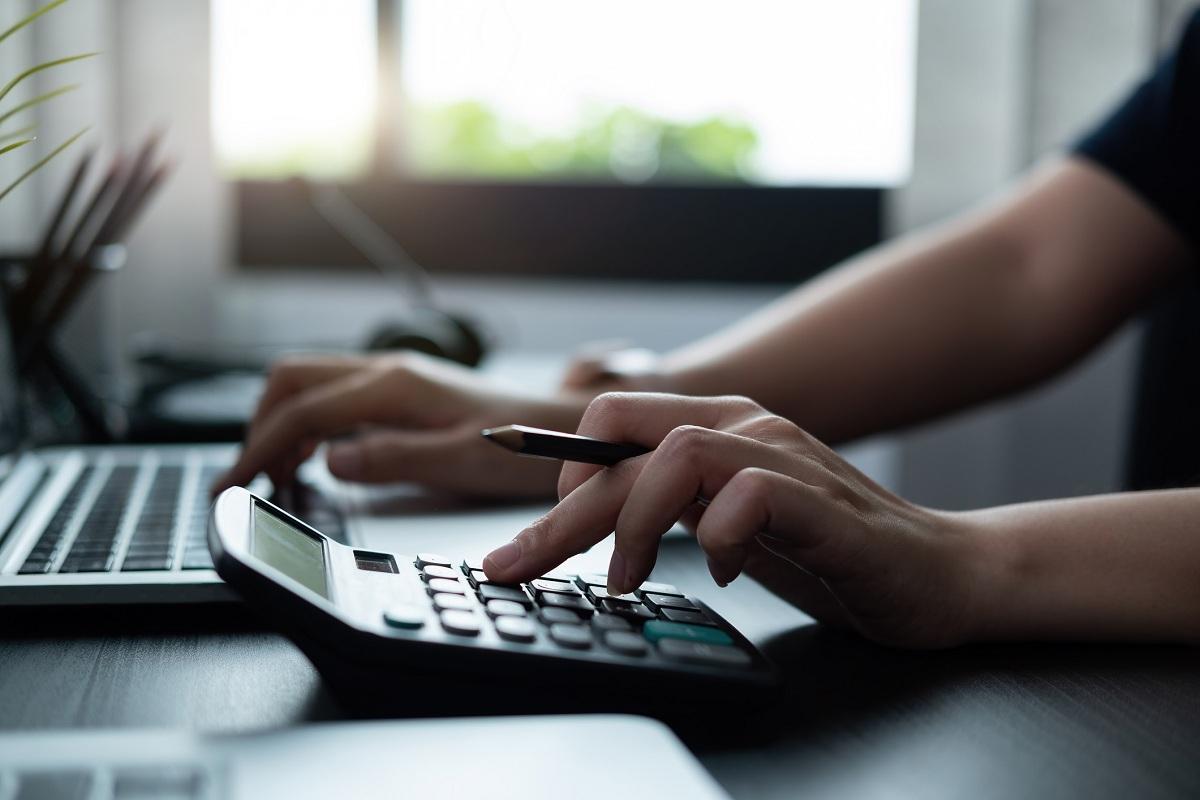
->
214;12;1200;648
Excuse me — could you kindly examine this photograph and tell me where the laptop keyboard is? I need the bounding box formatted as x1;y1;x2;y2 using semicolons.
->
16;460;344;577
3;763;216;799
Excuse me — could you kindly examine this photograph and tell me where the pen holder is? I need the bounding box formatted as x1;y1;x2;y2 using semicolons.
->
2;246;128;444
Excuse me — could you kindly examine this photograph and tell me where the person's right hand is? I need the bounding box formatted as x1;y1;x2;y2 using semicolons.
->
212;352;588;498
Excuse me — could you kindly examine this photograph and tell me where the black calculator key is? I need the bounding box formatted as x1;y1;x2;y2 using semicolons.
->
478;584;532;606
432;593;474;612
548;623;592;649
591;613;632;632
439;609;481;636
637;580;683;597
421;565;461;581
494;616;537;643
485;599;527;618
416;553;452;568
531;578;580;596
660;608;715;626
461;558;483;573
537;592;594;615
586;586;641;604
575;573;607;588
641;592;697;611
657;638;752;667
382;605;426;629
539;607;585;625
604;630;649;656
427;578;466;595
600;599;655;620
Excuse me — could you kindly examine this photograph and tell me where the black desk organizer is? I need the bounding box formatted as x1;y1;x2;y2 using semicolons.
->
2;246;130;444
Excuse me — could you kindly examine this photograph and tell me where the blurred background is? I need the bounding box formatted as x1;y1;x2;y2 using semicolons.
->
0;0;1195;509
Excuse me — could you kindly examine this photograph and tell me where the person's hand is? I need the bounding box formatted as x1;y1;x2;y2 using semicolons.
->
213;352;590;498
483;393;987;649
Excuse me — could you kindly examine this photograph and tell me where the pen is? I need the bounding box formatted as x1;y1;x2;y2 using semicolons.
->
482;424;712;507
481;424;650;466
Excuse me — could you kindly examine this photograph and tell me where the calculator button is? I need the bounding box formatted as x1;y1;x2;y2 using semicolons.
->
642;620;733;646
575;573;608;588
416;553;452;568
604;630;649;656
657;638;752;667
381;604;426;629
591;613;633;632
478;584;533;606
637;580;683;597
426;578;465;595
539;607;585;625
537;592;594;615
586;586;641;604
432;593;474;612
531;578;580;596
548;623;593;649
485;599;527;618
641;592;697;611
660;608;715;626
600;599;655;621
439;609;482;636
494;616;537;643
461;558;483;573
421;565;461;581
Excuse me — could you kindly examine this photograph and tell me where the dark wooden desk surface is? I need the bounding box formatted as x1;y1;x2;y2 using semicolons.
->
2;535;1198;800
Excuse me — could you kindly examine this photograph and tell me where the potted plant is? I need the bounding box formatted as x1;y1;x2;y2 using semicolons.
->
0;0;93;202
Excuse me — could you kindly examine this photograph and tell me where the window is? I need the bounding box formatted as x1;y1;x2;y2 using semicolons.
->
212;1;916;282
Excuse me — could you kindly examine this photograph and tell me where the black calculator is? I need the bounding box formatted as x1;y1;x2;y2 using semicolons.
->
209;487;780;716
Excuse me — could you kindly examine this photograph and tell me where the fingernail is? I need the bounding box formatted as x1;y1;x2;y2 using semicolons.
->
607;550;628;595
327;443;362;478
706;557;731;588
484;539;522;574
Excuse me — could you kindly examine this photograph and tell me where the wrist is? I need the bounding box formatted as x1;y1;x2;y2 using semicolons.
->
947;508;1024;643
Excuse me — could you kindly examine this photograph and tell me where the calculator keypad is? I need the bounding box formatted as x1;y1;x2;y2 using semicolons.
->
392;557;756;670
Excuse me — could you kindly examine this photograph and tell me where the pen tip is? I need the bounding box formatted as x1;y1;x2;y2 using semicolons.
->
480;425;525;453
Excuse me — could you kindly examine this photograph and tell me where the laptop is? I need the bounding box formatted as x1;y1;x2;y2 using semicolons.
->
0;715;730;799
0;302;351;606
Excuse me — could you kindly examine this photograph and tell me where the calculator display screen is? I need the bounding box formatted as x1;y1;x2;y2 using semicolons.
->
251;503;329;599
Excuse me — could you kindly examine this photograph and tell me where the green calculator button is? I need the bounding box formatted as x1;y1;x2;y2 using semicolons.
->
642;620;733;646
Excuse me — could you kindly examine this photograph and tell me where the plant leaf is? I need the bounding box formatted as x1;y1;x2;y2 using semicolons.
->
0;84;78;128
0;53;97;106
0;0;69;46
0;125;36;144
0;138;34;156
0;126;87;204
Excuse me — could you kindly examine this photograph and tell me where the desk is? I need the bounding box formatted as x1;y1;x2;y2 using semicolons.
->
2;498;1199;800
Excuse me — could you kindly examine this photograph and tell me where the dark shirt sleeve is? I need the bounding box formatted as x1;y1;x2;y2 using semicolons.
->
1073;12;1200;248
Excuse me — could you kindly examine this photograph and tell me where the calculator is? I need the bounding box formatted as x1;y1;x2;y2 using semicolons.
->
209;487;780;716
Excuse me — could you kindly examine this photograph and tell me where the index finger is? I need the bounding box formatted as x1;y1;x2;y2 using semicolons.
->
557;392;763;500
215;369;398;490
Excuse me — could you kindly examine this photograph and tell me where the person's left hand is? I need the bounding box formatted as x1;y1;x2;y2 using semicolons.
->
482;392;987;649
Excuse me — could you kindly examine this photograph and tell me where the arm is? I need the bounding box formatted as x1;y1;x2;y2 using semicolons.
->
484;393;1200;646
644;158;1191;442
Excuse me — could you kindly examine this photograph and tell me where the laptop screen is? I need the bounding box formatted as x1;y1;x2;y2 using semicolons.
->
0;293;25;458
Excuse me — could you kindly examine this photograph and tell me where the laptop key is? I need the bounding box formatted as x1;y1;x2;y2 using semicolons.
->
181;551;214;570
17;558;52;575
122;556;173;572
59;556;113;573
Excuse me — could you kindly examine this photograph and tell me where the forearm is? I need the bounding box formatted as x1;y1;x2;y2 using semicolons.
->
655;159;1183;443
962;490;1200;643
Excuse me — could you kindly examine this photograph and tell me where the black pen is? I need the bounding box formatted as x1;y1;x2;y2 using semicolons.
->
481;424;649;466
